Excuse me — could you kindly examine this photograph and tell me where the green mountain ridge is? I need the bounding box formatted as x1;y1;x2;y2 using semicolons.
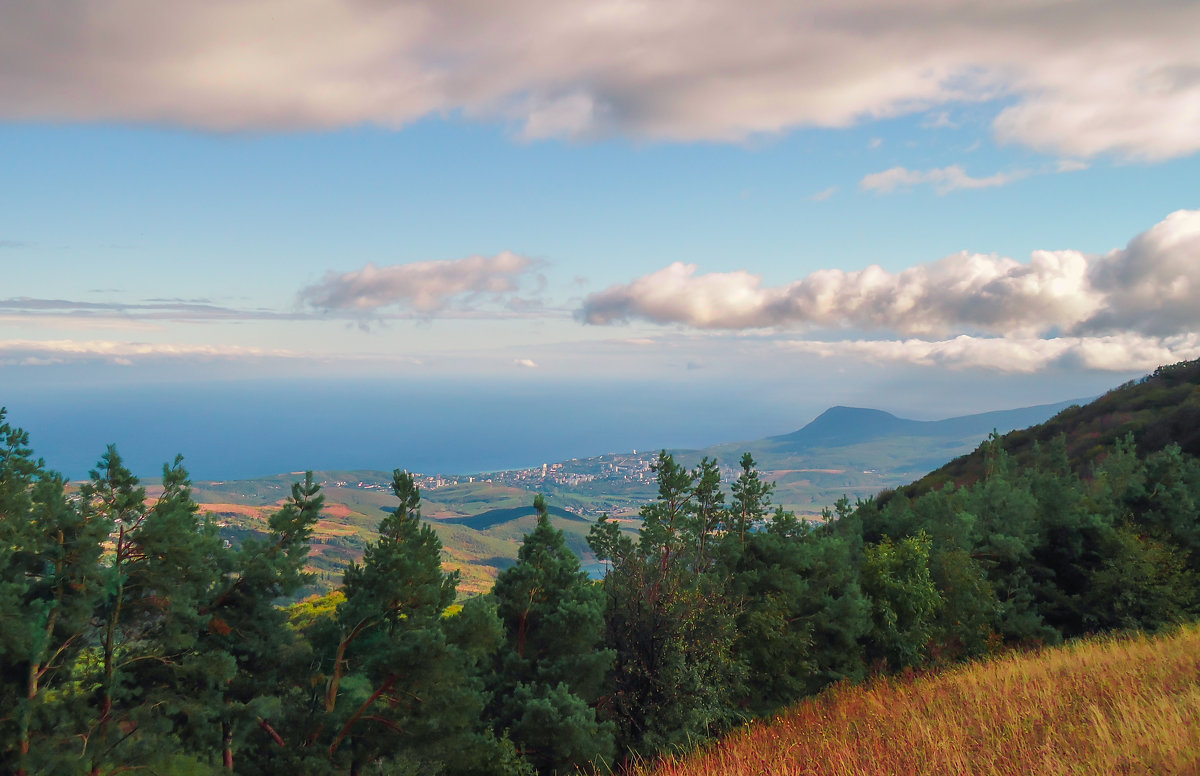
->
893;359;1200;502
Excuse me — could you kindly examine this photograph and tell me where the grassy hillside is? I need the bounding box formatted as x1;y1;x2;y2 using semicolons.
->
640;626;1200;776
898;359;1200;500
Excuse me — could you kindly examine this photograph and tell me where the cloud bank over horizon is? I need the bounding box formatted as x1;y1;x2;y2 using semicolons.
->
2;0;1199;160
580;209;1200;372
581;209;1200;339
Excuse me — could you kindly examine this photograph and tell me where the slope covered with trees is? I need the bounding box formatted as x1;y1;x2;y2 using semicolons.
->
2;359;1199;773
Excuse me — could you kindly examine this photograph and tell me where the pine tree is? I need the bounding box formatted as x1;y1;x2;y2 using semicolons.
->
729;453;773;547
302;470;514;776
0;411;108;775
491;495;614;774
588;452;741;761
208;471;323;772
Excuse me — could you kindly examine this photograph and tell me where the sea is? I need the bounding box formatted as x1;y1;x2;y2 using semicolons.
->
1;378;811;482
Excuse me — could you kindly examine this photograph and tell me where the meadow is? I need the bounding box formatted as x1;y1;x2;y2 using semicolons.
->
640;626;1200;776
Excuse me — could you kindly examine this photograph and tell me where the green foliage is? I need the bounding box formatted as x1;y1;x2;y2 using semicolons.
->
860;532;942;670
590;453;742;762
0;410;109;775
492;494;614;774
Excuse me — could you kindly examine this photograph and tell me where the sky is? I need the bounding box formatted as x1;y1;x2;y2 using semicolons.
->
2;0;1200;474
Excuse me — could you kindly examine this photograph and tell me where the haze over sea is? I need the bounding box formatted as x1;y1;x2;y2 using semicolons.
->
2;378;821;482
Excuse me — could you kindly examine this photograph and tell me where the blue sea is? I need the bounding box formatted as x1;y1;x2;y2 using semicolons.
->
1;378;814;481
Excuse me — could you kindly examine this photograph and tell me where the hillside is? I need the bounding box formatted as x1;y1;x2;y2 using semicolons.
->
692;398;1079;509
640;626;1200;776
898;359;1200;499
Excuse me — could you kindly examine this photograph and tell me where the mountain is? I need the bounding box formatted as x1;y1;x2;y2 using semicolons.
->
691;398;1084;510
896;359;1200;500
761;400;1082;453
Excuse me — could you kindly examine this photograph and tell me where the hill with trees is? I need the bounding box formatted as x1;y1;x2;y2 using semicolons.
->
896;358;1200;499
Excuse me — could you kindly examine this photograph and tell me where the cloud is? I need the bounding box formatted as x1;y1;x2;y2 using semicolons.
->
1056;159;1090;173
782;333;1200;374
921;111;957;129
860;165;1029;195
1;1;1197;159
0;338;298;366
299;252;540;314
513;358;538;368
809;186;837;202
1084;209;1200;336
580;209;1200;339
0;296;260;318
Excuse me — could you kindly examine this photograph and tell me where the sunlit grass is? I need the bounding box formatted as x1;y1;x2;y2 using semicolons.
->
640;625;1200;776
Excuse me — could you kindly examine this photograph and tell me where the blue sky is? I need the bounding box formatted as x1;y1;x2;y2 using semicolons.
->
3;0;1200;441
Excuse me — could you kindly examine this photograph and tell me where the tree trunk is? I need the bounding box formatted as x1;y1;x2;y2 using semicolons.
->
223;721;234;770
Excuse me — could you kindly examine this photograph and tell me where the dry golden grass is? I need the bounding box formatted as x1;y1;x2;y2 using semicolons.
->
640;626;1200;776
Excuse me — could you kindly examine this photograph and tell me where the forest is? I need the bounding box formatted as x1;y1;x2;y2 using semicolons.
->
2;361;1200;775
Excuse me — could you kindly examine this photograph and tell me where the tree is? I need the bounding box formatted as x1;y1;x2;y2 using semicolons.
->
729;453;773;547
0;411;108;775
208;471;323;772
589;453;741;761
860;532;942;671
491;495;614;774
294;470;515;776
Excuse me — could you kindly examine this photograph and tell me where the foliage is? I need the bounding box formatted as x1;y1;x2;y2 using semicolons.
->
491;494;614;774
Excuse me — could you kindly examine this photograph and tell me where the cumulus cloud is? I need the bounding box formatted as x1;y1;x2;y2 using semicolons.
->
299;252;539;313
581;209;1200;339
782;333;1200;374
860;165;1030;195
1084;209;1200;336
513;358;539;368
1;1;1198;159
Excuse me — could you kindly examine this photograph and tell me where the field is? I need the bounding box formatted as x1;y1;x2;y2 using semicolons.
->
640;626;1200;776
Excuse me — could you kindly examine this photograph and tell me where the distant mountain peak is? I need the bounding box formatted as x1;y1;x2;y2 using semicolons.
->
765;399;1083;455
774;406;911;450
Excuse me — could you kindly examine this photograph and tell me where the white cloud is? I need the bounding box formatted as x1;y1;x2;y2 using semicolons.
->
921;110;957;129
782;333;1200;374
0;339;298;365
860;165;1029;195
1056;159;1090;173
1085;209;1200;335
513;358;539;368
580;209;1200;339
809;186;837;202
1;1;1197;159
299;251;539;313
